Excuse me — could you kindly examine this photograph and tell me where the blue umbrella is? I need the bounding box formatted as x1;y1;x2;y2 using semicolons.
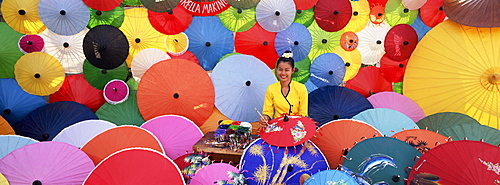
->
0;135;38;159
275;23;312;62
411;14;431;41
308;85;373;126
14;101;98;141
0;79;46;125
353;108;419;137
303;170;357;185
184;16;234;71
211;54;276;122
310;53;346;88
38;0;90;35
304;79;318;94
341;137;422;185
240;138;329;185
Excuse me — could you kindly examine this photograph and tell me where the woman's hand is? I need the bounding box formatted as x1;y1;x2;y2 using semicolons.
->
258;114;270;129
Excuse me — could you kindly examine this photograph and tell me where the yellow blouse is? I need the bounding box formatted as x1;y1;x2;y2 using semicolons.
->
262;81;308;119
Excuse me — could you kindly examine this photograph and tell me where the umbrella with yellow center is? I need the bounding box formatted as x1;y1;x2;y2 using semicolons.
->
1;0;46;35
14;52;65;96
404;19;500;130
342;0;370;33
333;46;361;82
164;32;189;56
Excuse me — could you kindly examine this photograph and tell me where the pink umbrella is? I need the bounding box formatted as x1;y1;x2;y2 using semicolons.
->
140;115;203;160
18;35;45;54
0;141;94;185
103;79;129;105
190;163;240;185
367;91;426;122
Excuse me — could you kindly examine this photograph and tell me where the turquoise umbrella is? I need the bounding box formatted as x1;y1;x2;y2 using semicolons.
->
0;135;38;158
440;124;500;146
353;108;419;136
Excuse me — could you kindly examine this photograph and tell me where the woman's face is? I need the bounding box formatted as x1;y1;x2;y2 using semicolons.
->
277;61;294;82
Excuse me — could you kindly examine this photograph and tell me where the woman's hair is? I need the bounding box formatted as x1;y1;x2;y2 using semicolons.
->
276;50;298;72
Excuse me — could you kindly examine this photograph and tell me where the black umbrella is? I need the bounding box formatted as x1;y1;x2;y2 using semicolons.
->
83;25;129;69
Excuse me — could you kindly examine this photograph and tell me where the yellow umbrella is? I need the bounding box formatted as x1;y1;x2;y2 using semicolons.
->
0;173;8;185
164;32;189;56
333;46;362;82
404;19;500;130
342;0;370;33
120;8;167;67
14;52;65;96
1;0;46;34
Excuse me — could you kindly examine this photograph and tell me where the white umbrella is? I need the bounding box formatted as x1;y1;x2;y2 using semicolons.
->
52;120;117;148
131;48;170;82
39;28;88;74
356;21;390;65
255;0;296;32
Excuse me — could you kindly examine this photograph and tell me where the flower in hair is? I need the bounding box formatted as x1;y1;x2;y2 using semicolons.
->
282;52;293;59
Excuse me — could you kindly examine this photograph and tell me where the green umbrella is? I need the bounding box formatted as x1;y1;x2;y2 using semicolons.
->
218;52;242;62
292;56;311;84
126;77;138;91
122;0;142;6
218;6;256;32
294;7;314;27
393;81;403;94
83;60;129;90
87;6;125;29
307;20;344;61
96;90;145;126
226;0;260;9
440;124;500;146
385;0;418;27
416;112;480;132
0;22;24;79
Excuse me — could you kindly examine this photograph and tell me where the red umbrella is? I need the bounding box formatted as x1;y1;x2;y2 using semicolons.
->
391;129;450;153
368;0;388;7
18;35;45;54
49;74;105;112
314;0;352;32
294;0;319;10
235;24;278;69
379;53;409;83
369;5;386;24
345;66;392;98
178;0;230;16
260;115;316;147
168;50;199;65
148;6;192;35
384;24;418;61
420;0;446;28
82;0;122;11
340;31;359;51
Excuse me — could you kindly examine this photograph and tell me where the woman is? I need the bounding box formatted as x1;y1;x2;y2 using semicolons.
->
259;51;308;128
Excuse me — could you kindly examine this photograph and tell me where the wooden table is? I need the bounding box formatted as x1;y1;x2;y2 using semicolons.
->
193;131;248;164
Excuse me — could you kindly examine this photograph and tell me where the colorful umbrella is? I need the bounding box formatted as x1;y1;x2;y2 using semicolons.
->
49;74;105;112
403;20;500;129
131;48;170;82
14;52;66;96
96;90;145;126
294;0;318;11
314;0;352;32
356;22;391;65
0;135;38;159
234;23;278;70
140;115;203;160
103;80;129;105
293;7;314;27
342;0;370;33
38;0;90;35
367;91;425;122
408;140;500;184
199;107;230;134
411;14;432;40
240;139;329;185
353;108;419;136
342;137;422;185
165;32;189;56
120;8;167;67
148;6;192;35
307;20;343;61
83;0;122;11
308;86;373;126
443;0;500;27
419;0;445;28
190;163;240;185
14;101;98;141
0;22;26;79
260;115;316;147
0;141;95;185
218;6;256;32
137;59;215;126
275;23;312;62
415;112;480;132
345;66;392;97
292;57;311;84
369;5;386;24
332;47;362;82
384;24;418;61
255;0;296;32
310;53;346;88
0;116;15;135
310;119;382;169
83;25;129;70
83;148;185;184
392;129;450;153
52;119;116;148
379;53;409;83
211;54;276;122
184;16;234;71
440;124;500;146
0;79;46;125
39;28;88;74
83;60;129;90
402;0;426;10
384;0;418;26
303;170;358;185
140;0;179;13
339;32;359;52
18;34;45;54
87;5;125;29
81;125;164;165
1;0;46;35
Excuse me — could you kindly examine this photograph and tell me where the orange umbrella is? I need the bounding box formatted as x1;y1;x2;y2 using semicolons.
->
80;125;164;165
0;116;15;135
310;119;382;169
392;129;450;153
137;59;214;126
200;107;229;135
